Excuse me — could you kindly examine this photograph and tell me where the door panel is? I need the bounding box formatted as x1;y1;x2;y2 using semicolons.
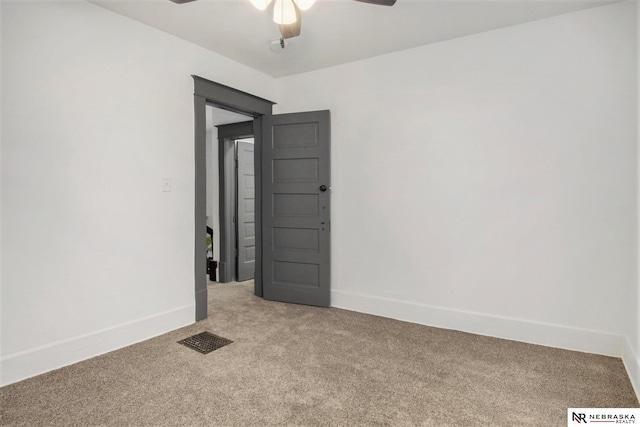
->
273;158;319;183
273;122;319;148
236;141;255;282
273;194;319;217
273;227;319;252
263;110;330;307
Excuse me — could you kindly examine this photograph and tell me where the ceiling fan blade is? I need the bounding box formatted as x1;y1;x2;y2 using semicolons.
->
278;3;301;39
352;0;397;5
169;0;199;3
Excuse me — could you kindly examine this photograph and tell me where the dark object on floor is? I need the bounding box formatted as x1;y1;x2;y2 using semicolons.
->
177;332;232;354
208;258;217;281
206;225;216;281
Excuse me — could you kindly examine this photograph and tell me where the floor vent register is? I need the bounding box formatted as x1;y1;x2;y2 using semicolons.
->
177;331;233;354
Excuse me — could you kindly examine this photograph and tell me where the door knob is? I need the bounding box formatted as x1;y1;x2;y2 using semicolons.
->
319;185;327;192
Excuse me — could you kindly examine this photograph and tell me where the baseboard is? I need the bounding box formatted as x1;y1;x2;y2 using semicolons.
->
622;337;640;401
0;304;194;387
331;289;624;357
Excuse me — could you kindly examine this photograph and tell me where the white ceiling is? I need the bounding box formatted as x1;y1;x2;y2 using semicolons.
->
89;0;616;78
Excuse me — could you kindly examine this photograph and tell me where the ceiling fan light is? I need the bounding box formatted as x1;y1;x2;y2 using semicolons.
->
250;0;272;11
292;0;315;11
273;0;297;25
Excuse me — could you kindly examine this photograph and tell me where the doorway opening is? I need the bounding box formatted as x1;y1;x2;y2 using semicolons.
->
205;106;255;284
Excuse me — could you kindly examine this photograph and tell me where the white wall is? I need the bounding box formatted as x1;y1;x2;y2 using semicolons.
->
276;0;638;368
0;0;4;361
0;0;275;385
632;0;640;398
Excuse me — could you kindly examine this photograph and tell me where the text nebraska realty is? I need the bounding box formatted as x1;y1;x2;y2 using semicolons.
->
573;412;636;424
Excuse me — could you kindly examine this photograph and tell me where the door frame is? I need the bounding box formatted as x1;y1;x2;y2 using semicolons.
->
193;76;274;321
216;121;254;283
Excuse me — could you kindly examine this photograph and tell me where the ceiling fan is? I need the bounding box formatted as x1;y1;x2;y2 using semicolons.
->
169;0;397;40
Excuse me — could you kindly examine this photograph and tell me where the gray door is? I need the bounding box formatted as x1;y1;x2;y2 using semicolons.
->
262;110;330;306
236;141;255;281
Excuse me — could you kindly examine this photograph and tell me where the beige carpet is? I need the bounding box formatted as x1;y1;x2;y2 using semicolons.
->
1;281;638;426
